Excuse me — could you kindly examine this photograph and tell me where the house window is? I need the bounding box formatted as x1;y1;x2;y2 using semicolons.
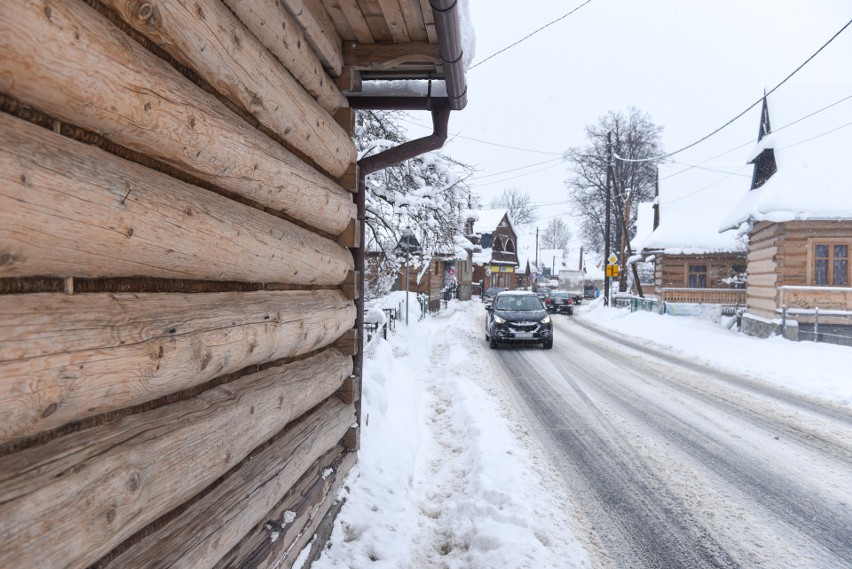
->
493;237;503;252
814;244;849;286
505;239;515;253
688;265;707;288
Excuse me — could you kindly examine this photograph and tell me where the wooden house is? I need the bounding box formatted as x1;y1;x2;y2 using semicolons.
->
0;1;467;567
470;209;520;291
720;85;852;342
638;163;749;306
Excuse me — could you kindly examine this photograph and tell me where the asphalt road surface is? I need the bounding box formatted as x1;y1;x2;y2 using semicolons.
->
488;314;852;569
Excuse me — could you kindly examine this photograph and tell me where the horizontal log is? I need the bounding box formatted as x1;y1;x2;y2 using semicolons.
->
211;444;346;569
101;0;351;175
102;399;354;569
280;0;343;76
268;449;357;569
0;350;352;569
0;0;355;235
0;113;353;283
222;0;346;112
0;290;355;443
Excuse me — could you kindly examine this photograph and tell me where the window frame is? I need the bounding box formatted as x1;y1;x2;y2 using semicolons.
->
809;239;850;287
687;264;707;288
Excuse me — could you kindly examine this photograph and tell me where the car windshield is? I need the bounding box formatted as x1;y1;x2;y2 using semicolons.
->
552;292;570;299
494;295;542;311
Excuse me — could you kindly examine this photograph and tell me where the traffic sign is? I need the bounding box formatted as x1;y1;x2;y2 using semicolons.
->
608;254;619;265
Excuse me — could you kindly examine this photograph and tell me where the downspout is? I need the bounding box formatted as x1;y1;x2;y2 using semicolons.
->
350;0;465;439
352;103;451;404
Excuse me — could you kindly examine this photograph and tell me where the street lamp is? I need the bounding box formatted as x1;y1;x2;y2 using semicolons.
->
394;228;421;325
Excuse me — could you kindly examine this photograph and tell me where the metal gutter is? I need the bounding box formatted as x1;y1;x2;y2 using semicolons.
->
429;0;467;110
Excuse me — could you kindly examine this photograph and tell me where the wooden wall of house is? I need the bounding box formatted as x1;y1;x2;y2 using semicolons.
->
746;220;852;320
654;253;746;290
0;1;360;567
745;221;781;319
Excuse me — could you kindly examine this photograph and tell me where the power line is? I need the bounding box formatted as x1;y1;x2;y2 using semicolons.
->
471;161;566;187
467;157;564;181
615;17;852;163
661;92;852;176
468;0;595;71
400;117;563;155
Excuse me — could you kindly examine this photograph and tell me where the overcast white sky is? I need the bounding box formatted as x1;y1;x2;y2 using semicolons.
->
404;0;852;247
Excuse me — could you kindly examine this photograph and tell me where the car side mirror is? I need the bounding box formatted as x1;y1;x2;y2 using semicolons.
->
485;305;492;312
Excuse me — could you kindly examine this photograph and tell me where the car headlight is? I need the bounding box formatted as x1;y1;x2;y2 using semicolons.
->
493;315;506;324
540;315;551;325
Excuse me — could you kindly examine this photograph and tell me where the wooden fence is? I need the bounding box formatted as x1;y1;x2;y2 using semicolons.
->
659;287;747;305
0;1;360;567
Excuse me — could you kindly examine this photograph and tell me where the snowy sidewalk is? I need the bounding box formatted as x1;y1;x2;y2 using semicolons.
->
309;298;590;569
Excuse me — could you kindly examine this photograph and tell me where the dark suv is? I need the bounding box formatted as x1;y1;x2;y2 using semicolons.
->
485;291;553;349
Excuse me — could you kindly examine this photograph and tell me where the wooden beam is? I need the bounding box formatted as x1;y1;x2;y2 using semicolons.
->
0;351;352;569
0;0;354;236
0;114;354;283
342;270;360;300
222;0;347;109
100;400;354;569
417;0;438;43
330;0;374;44
0;291;355;443
338;161;359;192
333;329;358;356
336;217;361;248
334;66;363;93
398;0;429;42
343;41;440;70
334;105;356;135
377;0;411;42
280;0;343;75
336;374;359;404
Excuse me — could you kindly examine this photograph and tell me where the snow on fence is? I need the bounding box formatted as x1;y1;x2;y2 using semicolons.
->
364;301;403;356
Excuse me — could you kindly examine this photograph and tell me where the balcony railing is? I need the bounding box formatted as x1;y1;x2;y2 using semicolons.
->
778;285;852;323
659;288;747;305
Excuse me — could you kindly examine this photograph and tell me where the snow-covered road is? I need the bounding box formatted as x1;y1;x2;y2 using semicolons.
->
492;315;852;568
307;296;852;569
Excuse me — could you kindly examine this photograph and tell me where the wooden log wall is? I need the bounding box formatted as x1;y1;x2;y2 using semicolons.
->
746;220;852;320
0;0;361;567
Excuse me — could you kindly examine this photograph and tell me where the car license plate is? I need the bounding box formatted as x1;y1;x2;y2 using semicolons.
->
514;332;533;338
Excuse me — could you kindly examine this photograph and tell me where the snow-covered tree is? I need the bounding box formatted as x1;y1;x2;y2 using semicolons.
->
564;108;664;256
356;110;475;298
540;217;573;251
490;187;536;226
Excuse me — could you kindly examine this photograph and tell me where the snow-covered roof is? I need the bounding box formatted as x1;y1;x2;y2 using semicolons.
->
641;163;749;255
721;83;852;230
630;202;655;252
474;208;514;234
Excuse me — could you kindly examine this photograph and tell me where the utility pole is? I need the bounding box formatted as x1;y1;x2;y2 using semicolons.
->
535;227;539;290
604;131;613;307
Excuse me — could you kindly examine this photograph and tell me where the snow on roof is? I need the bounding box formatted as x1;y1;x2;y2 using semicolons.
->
641;163;749;255
474;208;512;233
630;202;655;252
721;83;852;230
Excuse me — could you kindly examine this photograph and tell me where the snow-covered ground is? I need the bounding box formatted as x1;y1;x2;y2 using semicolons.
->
304;294;850;569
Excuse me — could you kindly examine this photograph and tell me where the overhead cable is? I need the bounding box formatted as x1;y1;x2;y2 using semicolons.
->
614;17;852;163
469;0;595;71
